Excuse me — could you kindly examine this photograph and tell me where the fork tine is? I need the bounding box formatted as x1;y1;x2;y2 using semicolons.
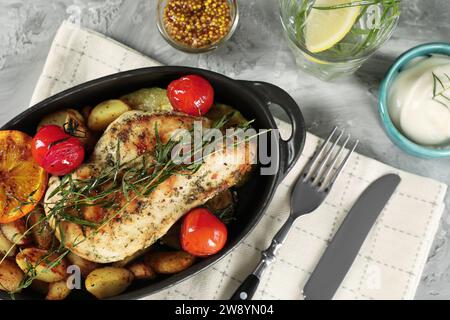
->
303;127;338;181
312;130;344;186
317;134;351;191
324;139;359;192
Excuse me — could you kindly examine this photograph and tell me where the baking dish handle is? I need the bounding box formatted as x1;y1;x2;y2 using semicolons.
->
239;81;306;179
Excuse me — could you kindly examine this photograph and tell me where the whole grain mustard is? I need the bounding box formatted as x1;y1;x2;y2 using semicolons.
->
163;0;232;49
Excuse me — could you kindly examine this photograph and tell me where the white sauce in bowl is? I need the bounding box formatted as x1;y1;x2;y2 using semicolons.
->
388;55;450;146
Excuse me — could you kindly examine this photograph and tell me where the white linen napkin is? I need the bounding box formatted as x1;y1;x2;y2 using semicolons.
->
29;21;447;300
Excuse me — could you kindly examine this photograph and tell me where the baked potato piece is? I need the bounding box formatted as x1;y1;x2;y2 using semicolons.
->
144;251;195;275
46;280;71;300
88;100;131;131
0;230;16;257
205;189;234;212
37;109;92;147
0;259;24;292
15;248;68;283
206;103;248;128
1;219;31;246
128;262;156;280
67;252;99;278
85;267;134;299
111;247;152;268
37;109;84;130
27;209;54;250
120;88;172;112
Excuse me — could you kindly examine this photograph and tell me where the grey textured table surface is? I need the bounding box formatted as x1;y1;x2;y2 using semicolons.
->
0;0;449;299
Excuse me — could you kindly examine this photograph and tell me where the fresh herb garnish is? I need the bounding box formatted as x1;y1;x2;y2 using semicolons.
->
432;72;450;108
1;115;264;294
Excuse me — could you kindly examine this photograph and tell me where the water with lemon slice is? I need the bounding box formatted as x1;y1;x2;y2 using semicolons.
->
280;0;401;80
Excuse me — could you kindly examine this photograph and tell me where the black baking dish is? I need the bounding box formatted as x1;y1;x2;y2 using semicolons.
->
0;66;306;300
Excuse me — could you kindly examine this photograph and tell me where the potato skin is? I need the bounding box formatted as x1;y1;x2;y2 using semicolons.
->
15;248;68;283
144;251;195;274
128;262;156;280
0;230;16;257
85;267;134;299
46;280;71;300
88;100;131;131
37;109;92;146
37;109;84;131
120;88;172;112
0;259;24;293
67;252;99;278
27;209;54;250
0;219;31;245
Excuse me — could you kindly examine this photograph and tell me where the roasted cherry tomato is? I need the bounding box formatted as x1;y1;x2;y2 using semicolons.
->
32;125;68;166
32;125;85;176
180;208;227;257
167;75;214;116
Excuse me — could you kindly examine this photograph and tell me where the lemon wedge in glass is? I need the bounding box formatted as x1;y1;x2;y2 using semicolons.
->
305;0;360;53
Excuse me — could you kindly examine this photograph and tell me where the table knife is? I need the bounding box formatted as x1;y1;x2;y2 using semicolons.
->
302;173;401;300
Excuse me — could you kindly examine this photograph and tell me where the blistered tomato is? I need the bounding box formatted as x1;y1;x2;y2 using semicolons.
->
32;125;85;176
167;75;214;116
180;208;227;257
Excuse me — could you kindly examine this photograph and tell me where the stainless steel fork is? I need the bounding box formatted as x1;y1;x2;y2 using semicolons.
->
230;127;359;300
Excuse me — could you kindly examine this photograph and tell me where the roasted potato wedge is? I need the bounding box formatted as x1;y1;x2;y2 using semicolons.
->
1;219;31;246
144;251;195;274
128;262;156;280
206;190;234;212
111;247;153;268
27;209;54;250
120;88;172;112
67;252;98;278
46;280;71;300
0;259;24;292
85;267;134;299
206;103;248;128
88;100;131;131
37;108;92;147
37;109;84;130
0;231;16;257
15;248;68;283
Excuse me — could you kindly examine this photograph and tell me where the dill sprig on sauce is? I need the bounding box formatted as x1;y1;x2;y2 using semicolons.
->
432;72;450;109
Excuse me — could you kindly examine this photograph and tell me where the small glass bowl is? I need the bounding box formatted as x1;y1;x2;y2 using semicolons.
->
156;0;239;53
378;42;450;159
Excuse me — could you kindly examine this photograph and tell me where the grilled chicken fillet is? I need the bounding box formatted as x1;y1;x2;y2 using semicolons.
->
44;111;254;263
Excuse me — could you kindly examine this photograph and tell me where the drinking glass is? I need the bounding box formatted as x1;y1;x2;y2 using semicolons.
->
279;0;401;81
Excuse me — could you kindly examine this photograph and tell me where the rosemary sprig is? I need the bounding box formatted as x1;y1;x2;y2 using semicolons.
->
294;0;401;58
312;0;400;10
2;115;263;294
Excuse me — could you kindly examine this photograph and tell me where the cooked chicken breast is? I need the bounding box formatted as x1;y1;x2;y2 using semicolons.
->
44;111;254;263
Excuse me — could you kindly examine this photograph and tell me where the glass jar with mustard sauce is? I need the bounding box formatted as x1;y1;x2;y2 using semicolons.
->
157;0;239;53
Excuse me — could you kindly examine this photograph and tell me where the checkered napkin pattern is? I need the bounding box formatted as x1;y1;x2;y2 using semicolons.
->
29;21;447;300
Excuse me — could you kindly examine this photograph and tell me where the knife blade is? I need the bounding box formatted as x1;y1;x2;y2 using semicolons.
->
302;174;401;300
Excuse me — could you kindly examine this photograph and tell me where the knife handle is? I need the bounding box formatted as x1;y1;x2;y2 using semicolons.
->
230;274;260;300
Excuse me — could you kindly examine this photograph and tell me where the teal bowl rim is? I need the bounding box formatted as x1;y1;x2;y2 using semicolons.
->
378;42;450;159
